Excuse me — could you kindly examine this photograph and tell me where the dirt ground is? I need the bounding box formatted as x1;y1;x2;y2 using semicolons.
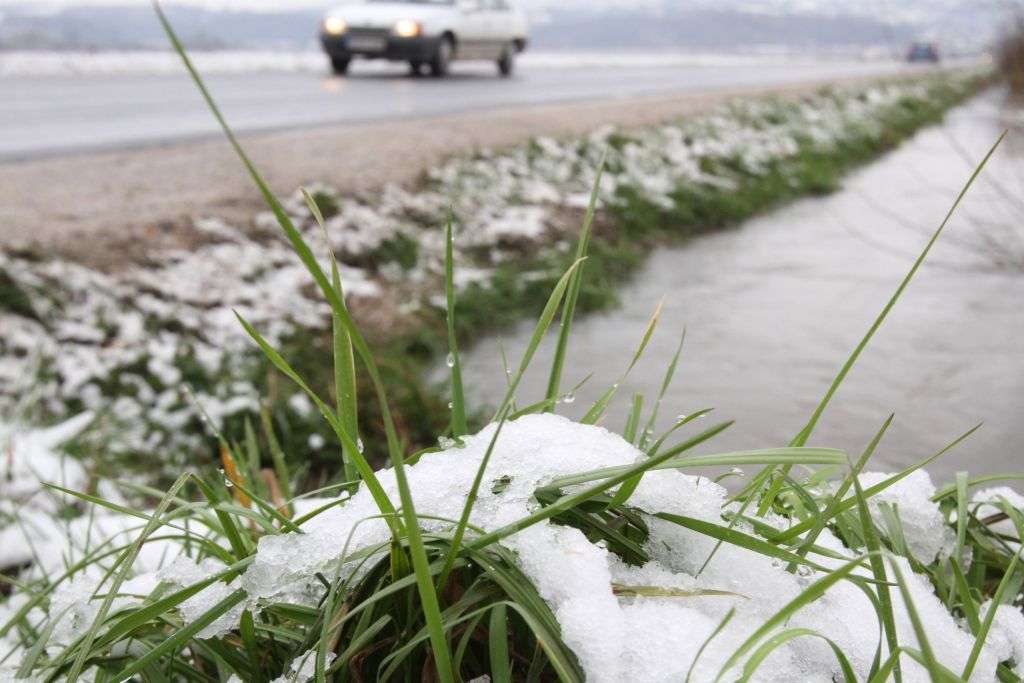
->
0;75;912;269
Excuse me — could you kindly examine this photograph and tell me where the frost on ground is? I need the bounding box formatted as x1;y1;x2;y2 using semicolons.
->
0;414;133;572
0;74;979;470
2;414;1019;681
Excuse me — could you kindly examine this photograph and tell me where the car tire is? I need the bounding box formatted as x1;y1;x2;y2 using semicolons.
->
429;37;453;78
497;45;514;77
330;56;351;76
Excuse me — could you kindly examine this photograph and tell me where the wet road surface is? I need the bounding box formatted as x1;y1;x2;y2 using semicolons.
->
0;57;918;160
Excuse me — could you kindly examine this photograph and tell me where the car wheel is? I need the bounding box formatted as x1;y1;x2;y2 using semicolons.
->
497;45;514;77
330;56;351;76
430;38;453;78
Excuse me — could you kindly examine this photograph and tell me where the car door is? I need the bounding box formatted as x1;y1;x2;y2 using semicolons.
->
455;0;491;59
480;0;511;57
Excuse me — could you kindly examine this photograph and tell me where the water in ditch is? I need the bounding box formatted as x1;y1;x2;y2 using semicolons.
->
452;89;1024;483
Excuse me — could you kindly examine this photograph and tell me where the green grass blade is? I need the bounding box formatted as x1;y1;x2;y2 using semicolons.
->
870;647;963;683
951;559;980;633
622;393;644;445
234;312;398;530
303;187;361;484
581;301;664;426
156;11;457;661
932;474;1024;502
714;554;866;682
444;211;469;437
331;255;360;485
155;4;414;551
112;589;248;682
189;473;253;560
771;423;982;544
789;414;892;569
95;560;251;650
887;557;953;682
443;259;586;585
638;326;685;450
793;130;1005;446
852;470;901;682
330;615;392;675
259;405;293;515
951;470;971;613
547;447;846;489
739;628;857;683
65;473;190;682
880;504;910;558
962;550;1021;679
545;153;606;407
14;607;61;679
758;131;1006;512
646;409;714;456
489;604;511;683
656;513;829;573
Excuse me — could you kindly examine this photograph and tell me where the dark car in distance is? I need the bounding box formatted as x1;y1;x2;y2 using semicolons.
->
907;42;941;63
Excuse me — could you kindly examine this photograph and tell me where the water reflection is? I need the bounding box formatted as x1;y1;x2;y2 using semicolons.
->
455;89;1024;482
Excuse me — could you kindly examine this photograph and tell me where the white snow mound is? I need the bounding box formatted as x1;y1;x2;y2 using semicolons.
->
240;414;999;682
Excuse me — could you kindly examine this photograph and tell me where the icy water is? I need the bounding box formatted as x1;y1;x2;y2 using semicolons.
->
455;90;1024;482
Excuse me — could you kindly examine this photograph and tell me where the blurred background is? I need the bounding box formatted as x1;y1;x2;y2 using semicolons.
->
1;0;1022;484
0;0;1014;158
0;0;1010;56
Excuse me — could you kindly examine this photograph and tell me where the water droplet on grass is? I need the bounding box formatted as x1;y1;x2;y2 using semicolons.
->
445;353;455;368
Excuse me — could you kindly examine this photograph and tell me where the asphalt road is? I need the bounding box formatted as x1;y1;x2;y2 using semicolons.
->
0;57;917;160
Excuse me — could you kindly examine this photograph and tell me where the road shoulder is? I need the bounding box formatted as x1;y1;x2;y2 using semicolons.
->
0;75;910;268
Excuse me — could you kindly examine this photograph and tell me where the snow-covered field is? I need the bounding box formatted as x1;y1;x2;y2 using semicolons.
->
0;74;980;468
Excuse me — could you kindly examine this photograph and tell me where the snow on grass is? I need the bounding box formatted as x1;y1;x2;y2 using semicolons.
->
0;413;1010;681
0;413;135;571
856;470;954;565
0;74;980;468
982;599;1024;678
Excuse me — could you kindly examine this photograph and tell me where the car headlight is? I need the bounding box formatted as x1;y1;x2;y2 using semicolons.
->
392;19;422;38
323;16;347;35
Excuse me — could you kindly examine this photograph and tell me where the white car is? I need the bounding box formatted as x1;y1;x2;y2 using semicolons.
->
320;0;529;77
